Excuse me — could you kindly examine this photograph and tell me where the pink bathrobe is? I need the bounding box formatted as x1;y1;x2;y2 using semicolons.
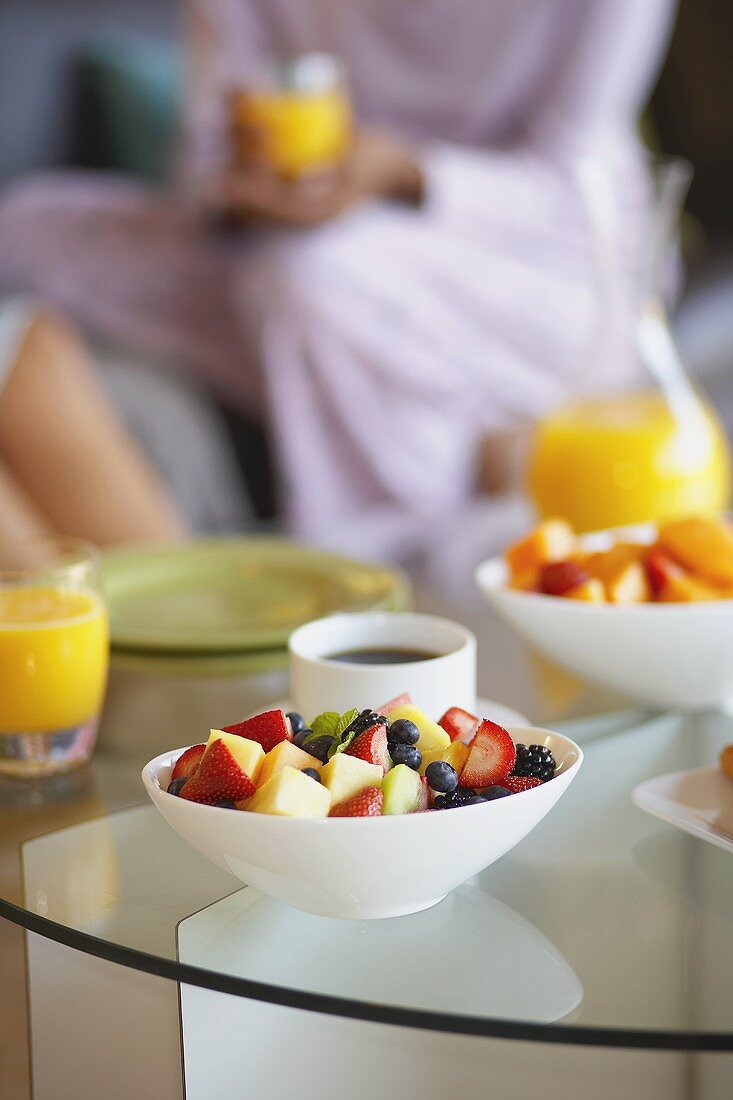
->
0;0;675;547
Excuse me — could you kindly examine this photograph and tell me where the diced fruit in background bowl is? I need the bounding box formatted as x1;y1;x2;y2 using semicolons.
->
181;735;263;805
320;754;383;805
244;766;331;818
505;518;575;582
388;705;450;754
381;764;424;815
460;720;516;789
345;723;391;772
377;692;412;716
329;785;383;818
420;739;469;777
565;578;605;602
604;561;650;604
503;776;543;793
658;516;733;584
438;707;478;743
646;550;720;602
539;560;589;597
645;550;684;598
171;743;206;782
222;709;291;753
256;740;321;788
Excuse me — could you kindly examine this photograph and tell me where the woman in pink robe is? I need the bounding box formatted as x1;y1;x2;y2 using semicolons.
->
0;1;675;548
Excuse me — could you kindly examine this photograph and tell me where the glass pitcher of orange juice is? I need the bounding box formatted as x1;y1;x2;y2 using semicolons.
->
231;52;351;180
0;539;109;777
528;157;731;532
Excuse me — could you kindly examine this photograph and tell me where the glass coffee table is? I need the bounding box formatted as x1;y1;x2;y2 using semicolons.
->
1;593;732;1099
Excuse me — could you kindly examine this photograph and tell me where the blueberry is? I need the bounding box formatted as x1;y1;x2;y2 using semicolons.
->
388;719;420;746
391;743;422;770
287;712;307;735
302;768;321;783
459;795;487;806
167;777;188;796
305;734;335;763
425;760;458;794
215;799;237;809
293;727;312;749
482;785;512;800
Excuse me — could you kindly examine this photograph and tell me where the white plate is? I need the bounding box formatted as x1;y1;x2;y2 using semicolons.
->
632;766;733;854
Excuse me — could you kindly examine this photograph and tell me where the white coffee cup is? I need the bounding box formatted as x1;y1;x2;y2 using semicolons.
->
289;612;476;721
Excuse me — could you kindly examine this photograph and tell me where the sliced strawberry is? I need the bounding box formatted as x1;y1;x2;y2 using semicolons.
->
346;723;391;773
438;706;478;743
459;720;516;789
222;709;291;753
171;743;206;782
503;775;543;794
377;693;412;716
329;786;383;817
180;738;257;805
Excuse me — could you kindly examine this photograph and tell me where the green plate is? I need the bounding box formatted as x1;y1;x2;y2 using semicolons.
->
102;537;411;653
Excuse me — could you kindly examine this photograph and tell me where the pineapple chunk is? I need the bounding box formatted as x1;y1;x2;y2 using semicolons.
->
319;754;383;805
256;740;321;788
505;519;575;582
419;739;470;777
658;517;733;584
243;766;331;817
657;572;720;603
206;730;265;784
605;561;650;604
388;704;450;754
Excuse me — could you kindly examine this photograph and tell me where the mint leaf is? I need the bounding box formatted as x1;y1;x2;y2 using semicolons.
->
327;708;360;759
307;712;340;742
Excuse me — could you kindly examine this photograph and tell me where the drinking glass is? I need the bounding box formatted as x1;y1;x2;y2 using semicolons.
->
528;156;731;532
0;538;109;777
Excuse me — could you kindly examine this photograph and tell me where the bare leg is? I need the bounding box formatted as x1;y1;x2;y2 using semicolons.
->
0;310;187;546
0;457;52;541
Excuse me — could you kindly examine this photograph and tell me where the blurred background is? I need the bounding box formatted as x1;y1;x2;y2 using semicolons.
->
2;0;733;585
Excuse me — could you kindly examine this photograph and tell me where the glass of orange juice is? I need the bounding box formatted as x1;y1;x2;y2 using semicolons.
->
0;539;109;777
230;53;351;180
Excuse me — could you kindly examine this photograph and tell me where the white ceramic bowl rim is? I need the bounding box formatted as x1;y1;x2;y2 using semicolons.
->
476;521;733;614
142;726;583;825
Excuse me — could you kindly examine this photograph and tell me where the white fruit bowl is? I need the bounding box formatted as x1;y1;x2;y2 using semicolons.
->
142;726;582;920
476;523;733;710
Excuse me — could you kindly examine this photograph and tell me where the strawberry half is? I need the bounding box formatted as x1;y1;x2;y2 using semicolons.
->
180;738;257;805
418;775;430;812
459;720;516;789
377;693;412;716
171;743;206;782
345;723;391;772
329;786;383;817
438;707;478;743
503;775;543;794
222;709;291;753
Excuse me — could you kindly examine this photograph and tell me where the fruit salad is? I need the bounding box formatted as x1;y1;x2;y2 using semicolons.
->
162;696;558;818
505;515;733;604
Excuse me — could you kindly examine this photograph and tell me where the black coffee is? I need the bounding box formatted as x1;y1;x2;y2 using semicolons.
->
325;647;439;665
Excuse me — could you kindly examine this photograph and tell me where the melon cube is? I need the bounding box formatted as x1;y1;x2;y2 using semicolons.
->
206;730;264;784
319;754;383;805
388;704;450;754
256;740;320;788
382;764;424;815
244;766;331;818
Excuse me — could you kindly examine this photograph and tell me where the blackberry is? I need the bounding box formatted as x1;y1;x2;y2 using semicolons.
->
434;787;482;810
513;743;556;782
348;709;388;737
167;777;188;797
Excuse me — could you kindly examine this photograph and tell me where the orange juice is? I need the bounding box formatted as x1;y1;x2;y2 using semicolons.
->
528;392;731;533
232;87;351;178
0;586;109;732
